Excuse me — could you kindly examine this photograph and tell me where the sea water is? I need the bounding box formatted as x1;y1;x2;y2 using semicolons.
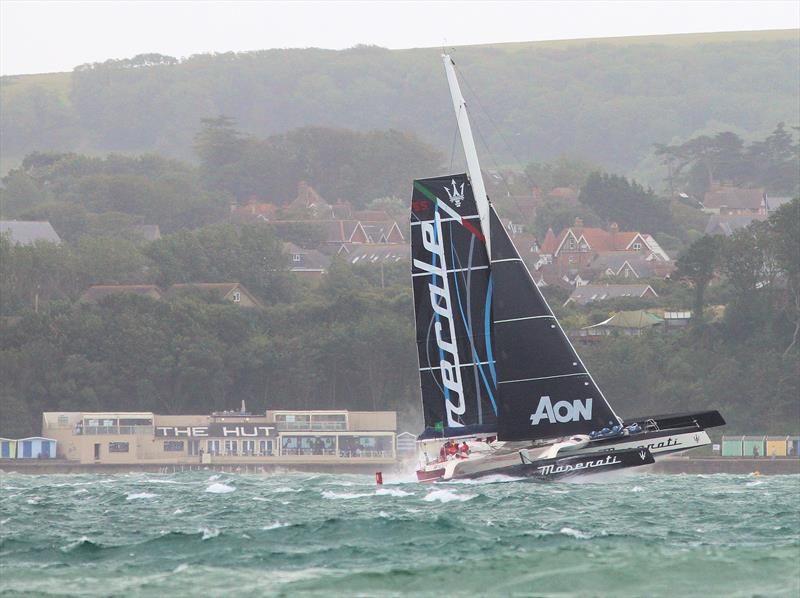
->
1;471;798;597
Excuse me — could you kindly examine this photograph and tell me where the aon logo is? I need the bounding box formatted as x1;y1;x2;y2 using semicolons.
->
530;396;593;425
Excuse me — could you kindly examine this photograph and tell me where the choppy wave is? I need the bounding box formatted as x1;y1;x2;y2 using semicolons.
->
0;472;798;597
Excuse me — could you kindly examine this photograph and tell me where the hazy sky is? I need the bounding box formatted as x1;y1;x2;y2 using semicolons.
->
1;1;798;76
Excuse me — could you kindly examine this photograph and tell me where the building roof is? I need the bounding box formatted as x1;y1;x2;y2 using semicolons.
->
79;285;163;303
704;213;766;236
167;283;263;307
703;185;764;211
584;310;664;330
0;221;61;245
284;242;331;273
566;283;657;306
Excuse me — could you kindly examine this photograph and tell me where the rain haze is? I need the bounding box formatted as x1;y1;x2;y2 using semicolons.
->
0;0;798;74
1;2;799;597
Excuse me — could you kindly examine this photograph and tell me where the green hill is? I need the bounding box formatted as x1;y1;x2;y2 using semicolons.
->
1;29;798;177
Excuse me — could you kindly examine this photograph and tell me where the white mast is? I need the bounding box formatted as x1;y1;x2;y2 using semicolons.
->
442;53;491;255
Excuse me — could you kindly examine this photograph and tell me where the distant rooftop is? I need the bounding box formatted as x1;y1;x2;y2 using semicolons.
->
0;221;61;245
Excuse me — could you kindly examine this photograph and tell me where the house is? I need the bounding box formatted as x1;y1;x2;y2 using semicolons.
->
284;242;330;278
288;181;333;218
79;285;164;303
230;200;279;221
764;196;795;213
577;310;664;340
360;221;405;244
564;283;658;306
702;185;765;215
14;437;57;459
540;219;669;272
663;310;692;331
704;213;767;236
167;283;263;307
0;220;61;245
586;251;675;280
130;224;161;242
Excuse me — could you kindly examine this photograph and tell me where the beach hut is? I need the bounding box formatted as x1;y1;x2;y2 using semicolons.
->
0;438;17;459
789;437;800;458
765;436;788;457
16;437;57;459
721;435;744;457
742;436;766;458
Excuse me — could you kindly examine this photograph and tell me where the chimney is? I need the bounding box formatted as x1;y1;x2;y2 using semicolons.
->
574;217;584;227
609;222;618;248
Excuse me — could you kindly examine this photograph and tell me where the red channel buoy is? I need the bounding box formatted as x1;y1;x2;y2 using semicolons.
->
375;471;383;485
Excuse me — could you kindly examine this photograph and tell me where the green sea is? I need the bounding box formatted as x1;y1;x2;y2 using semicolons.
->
1;471;798;597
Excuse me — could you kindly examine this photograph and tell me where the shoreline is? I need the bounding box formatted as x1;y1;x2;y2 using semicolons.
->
1;456;798;476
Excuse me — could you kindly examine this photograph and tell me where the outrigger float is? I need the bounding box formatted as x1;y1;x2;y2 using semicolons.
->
410;55;724;482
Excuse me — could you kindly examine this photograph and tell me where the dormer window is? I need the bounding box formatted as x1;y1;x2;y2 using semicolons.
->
632;242;642;251
232;291;241;303
292;254;302;262
568;238;576;250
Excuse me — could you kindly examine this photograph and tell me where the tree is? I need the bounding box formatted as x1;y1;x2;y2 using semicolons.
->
675;235;722;322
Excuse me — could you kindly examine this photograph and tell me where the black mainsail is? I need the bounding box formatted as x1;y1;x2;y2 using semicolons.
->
489;208;621;441
411;174;497;432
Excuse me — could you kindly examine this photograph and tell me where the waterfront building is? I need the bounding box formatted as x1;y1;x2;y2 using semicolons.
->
39;409;397;467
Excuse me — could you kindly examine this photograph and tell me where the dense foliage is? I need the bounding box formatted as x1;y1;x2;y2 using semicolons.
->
1;202;797;437
2;33;798;176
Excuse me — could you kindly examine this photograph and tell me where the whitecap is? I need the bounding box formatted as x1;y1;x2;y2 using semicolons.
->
375;488;413;497
378;511;391;518
252;496;269;502
73;488;89;495
262;521;289;530
173;508;184;515
0;518;10;525
560;527;591;539
205;483;235;494
423;489;475;503
207;474;221;481
126;492;157;500
745;480;765;487
61;536;93;552
272;486;302;494
201;527;220;540
173;563;189;573
630;486;645;493
26;496;41;505
321;490;372;500
445;474;524;485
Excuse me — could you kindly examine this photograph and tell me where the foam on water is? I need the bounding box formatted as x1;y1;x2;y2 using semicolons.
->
205;483;236;494
423;489;476;503
1;472;797;597
126;492;157;500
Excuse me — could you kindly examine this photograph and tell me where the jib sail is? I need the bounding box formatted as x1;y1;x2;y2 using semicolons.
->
489;207;622;441
411;173;498;431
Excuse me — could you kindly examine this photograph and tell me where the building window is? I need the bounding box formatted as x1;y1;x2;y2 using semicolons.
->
164;441;185;452
207;440;220;455
632;242;642;251
109;442;129;453
292;253;302;262
232;291;241;303
58;415;69;426
568;238;576;250
224;440;238;455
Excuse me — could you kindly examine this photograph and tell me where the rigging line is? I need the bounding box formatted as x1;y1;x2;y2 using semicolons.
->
454;63;539;191
453;63;539;226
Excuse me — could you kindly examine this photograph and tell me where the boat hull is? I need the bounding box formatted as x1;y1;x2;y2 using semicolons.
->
414;411;722;482
500;447;654;480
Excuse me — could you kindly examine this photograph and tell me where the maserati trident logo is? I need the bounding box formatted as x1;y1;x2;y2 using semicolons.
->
530;396;593;426
639;450;648;461
444;179;465;208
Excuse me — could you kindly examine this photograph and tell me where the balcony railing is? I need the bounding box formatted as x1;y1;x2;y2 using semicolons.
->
275;422;347;431
73;425;154;436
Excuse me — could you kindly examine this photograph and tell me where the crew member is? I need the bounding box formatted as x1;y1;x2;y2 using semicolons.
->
460;441;470;457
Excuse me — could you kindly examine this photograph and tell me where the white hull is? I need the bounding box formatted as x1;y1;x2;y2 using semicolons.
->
417;430;711;481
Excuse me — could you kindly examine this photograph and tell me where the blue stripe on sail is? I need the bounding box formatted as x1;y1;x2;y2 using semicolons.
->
485;274;497;388
449;224;497;415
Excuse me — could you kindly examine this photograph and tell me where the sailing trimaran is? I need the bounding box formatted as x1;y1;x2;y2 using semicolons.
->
410;55;724;482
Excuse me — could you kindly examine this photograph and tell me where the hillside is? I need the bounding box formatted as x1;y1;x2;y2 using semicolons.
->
1;30;798;180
